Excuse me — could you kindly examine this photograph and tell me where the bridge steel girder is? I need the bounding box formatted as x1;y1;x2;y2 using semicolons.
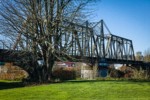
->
0;19;136;65
59;20;94;59
105;34;135;61
58;19;135;64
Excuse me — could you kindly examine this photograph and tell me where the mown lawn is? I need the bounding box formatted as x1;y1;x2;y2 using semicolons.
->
0;80;150;100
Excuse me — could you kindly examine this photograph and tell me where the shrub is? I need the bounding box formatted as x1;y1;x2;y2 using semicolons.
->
109;69;124;78
52;67;76;80
0;64;28;81
131;67;150;80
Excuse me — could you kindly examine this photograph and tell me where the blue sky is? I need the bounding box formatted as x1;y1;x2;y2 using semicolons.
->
91;0;150;55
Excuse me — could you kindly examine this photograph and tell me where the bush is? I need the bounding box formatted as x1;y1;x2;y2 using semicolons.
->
109;69;124;78
52;67;76;80
131;67;150;80
0;64;28;81
0;71;27;81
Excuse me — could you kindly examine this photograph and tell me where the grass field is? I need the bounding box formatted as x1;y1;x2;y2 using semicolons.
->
0;80;150;100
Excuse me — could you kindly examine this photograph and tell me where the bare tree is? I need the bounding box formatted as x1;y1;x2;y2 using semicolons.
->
0;0;95;82
144;48;150;62
135;51;143;61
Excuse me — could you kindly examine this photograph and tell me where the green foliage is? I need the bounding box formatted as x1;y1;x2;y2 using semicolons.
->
0;80;150;100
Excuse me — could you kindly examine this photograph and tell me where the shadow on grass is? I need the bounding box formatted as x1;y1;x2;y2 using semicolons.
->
65;79;124;83
65;79;150;84
0;81;24;90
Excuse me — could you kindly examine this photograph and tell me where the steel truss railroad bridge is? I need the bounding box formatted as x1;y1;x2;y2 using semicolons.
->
0;20;149;67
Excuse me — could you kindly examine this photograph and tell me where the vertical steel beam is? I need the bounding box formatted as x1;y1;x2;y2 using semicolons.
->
100;20;105;58
82;27;84;55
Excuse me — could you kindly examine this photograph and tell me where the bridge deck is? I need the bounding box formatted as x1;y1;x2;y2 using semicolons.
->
0;49;148;66
0;20;149;68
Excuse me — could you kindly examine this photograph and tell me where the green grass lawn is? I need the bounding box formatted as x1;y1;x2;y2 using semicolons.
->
0;80;150;100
